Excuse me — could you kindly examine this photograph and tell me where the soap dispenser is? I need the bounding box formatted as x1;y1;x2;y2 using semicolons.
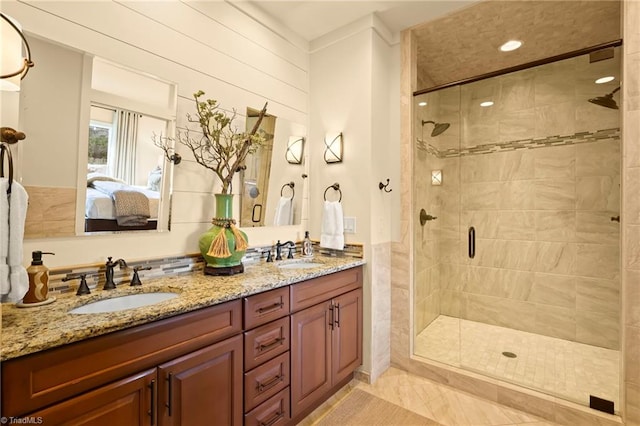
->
23;251;55;305
302;231;314;258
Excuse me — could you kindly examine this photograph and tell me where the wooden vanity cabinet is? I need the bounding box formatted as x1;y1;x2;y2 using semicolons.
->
290;268;363;422
2;300;243;425
2;266;363;426
242;287;292;425
156;334;243;426
29;368;156;426
28;336;244;426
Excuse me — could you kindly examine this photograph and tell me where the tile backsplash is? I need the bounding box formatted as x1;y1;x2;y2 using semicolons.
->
47;240;364;296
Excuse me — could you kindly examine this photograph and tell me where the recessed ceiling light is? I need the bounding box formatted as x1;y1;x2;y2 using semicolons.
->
418;101;427;107
500;40;522;52
595;76;615;84
480;101;494;107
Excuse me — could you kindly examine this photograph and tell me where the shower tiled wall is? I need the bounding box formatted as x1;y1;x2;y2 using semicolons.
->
455;139;620;350
414;50;622;350
623;1;640;424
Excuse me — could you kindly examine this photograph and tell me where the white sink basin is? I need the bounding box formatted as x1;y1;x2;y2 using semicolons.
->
69;292;179;314
278;262;323;270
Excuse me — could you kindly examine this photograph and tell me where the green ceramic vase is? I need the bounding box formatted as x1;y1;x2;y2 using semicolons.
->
199;194;248;275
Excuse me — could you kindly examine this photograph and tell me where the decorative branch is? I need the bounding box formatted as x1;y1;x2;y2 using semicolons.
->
153;91;268;194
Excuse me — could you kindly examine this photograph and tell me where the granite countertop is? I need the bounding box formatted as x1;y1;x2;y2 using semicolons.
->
1;256;365;361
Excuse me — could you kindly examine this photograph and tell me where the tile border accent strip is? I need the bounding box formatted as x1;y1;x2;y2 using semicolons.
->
418;128;620;158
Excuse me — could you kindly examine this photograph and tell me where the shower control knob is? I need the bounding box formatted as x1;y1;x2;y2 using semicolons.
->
419;209;437;226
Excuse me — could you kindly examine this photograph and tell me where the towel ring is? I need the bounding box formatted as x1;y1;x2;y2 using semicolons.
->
0;142;13;194
323;183;342;202
280;181;295;199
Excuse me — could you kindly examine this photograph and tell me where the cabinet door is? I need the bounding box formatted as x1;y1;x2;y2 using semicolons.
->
157;335;243;426
290;301;332;418
31;368;155;426
332;288;363;384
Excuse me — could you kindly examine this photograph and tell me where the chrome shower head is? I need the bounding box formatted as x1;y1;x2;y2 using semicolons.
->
588;86;620;109
422;120;450;137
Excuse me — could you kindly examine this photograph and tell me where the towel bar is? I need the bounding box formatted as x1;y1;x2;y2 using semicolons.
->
0;142;14;194
323;183;342;202
280;181;295;199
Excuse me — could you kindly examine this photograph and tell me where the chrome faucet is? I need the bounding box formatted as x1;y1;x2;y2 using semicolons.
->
104;257;127;290
275;240;295;261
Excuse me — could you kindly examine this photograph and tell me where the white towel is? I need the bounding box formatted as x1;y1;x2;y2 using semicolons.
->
273;196;293;226
0;178;9;296
320;200;344;250
6;181;28;302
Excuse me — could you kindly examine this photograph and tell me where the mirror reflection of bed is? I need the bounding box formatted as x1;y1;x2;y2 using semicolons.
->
84;105;167;233
85;174;161;232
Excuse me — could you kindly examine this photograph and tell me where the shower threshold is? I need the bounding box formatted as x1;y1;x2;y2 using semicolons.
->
414;315;620;411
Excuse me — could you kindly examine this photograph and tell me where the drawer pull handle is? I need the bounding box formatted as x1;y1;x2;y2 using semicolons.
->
166;373;173;416
334;303;340;327
259;337;285;352
257;301;284;314
260;411;284;426
149;379;156;426
258;374;284;392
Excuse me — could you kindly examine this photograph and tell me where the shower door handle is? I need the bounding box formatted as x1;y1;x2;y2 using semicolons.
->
468;226;475;259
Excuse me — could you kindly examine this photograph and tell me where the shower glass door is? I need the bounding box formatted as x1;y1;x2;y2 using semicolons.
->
413;84;462;367
413;47;621;411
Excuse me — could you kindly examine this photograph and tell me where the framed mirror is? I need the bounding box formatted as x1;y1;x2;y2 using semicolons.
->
18;35;177;238
239;108;306;227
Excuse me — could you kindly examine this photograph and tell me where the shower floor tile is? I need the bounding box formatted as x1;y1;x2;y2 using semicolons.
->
414;315;620;411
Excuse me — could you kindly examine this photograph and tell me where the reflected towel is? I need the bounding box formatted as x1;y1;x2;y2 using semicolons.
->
273;196;293;226
0;179;9;296
6;181;28;302
320;200;344;250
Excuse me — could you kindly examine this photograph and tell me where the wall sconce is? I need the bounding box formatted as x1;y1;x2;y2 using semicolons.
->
1;13;34;91
285;136;304;164
324;132;343;163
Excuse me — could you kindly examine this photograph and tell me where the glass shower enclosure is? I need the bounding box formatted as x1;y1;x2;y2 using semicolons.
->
412;47;621;411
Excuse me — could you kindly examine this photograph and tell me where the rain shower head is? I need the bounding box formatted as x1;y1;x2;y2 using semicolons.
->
588;86;620;110
422;120;450;137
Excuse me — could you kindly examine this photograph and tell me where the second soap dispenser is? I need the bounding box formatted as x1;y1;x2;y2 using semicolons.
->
302;231;314;258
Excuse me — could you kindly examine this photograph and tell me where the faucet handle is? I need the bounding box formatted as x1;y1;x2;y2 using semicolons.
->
266;250;273;262
76;275;90;295
287;246;294;259
63;273;90;295
131;266;152;286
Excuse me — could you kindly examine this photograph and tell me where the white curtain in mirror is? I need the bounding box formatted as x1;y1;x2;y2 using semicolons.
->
113;109;139;184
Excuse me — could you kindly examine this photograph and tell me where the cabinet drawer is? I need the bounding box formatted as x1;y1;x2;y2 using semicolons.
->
244;351;290;412
291;267;363;312
1;300;242;418
244;286;290;329
244;316;290;371
244;386;290;426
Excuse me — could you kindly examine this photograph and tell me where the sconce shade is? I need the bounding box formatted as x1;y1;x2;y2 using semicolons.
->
286;136;304;164
324;132;343;163
1;13;33;91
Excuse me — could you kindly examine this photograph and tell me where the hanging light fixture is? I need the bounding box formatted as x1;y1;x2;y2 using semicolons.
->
1;12;34;92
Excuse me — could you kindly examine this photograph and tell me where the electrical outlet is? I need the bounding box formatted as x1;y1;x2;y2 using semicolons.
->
344;216;356;233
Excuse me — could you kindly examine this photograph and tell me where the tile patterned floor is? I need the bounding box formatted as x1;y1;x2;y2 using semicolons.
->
414;315;620;410
300;367;560;425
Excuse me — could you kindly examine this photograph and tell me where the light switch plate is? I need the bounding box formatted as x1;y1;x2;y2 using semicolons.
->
344;216;356;233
